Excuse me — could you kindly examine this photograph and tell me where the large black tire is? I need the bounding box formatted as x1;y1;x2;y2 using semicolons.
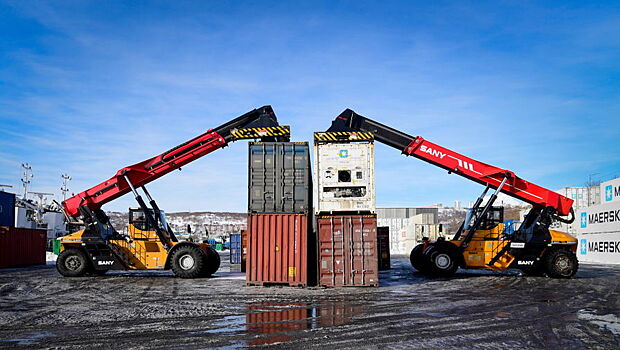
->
543;249;578;278
56;248;90;277
205;246;221;276
170;245;207;278
425;243;459;277
409;244;429;273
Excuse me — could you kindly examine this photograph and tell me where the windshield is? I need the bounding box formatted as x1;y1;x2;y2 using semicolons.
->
463;208;475;231
158;211;168;231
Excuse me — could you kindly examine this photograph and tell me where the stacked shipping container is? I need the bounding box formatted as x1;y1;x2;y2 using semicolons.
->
246;142;316;286
317;215;378;286
314;133;379;287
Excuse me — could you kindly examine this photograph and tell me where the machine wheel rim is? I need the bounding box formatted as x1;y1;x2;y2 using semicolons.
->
65;256;82;271
555;255;572;275
179;254;195;270
436;254;451;269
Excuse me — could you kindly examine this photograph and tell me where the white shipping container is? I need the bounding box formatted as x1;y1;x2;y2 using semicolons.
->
577;232;620;265
314;141;375;213
576;201;620;235
600;177;620;204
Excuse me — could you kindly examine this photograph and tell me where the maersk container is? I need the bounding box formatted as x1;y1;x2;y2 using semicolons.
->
246;213;316;287
248;142;312;214
0;192;15;228
0;226;46;268
600;177;620;204
577;232;620;265
317;214;378;287
576;200;620;235
314;141;375;214
230;233;242;264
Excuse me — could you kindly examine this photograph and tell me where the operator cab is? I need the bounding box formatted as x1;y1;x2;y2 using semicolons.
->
462;206;504;232
128;208;170;240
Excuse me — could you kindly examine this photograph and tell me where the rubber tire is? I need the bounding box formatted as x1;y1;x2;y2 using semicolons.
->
171;245;207;278
56;248;90;277
543;249;578;278
205;246;221;276
425;244;459;277
409;244;429;273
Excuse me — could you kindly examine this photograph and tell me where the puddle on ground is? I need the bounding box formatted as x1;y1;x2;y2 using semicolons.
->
245;301;364;345
2;331;54;346
190;300;364;346
578;309;620;336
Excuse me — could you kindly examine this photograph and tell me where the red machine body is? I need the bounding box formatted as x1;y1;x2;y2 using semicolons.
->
328;109;573;216
63;106;289;220
403;137;573;216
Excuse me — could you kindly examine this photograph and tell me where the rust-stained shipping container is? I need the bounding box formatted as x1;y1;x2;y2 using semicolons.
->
246;214;316;287
0;226;46;268
317;215;378;287
377;226;391;270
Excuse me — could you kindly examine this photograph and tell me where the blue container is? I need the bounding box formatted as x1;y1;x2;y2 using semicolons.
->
229;233;242;264
503;220;515;234
206;238;217;246
0;192;15;227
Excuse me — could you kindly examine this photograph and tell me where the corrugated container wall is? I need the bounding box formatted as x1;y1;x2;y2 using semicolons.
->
317;215;378;287
315;142;375;214
601;177;620;203
0;192;16;228
230;233;242;264
246;214;316;287
0;226;46;268
248;142;311;214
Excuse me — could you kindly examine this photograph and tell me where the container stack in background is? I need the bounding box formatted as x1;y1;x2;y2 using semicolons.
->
576;177;620;265
246;142;316;286
314;132;380;287
229;232;242;272
0;191;46;268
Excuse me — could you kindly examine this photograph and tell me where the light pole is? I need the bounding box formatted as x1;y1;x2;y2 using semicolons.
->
587;173;600;206
20;163;33;200
61;173;72;201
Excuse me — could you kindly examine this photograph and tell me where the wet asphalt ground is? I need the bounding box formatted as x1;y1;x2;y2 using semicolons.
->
0;253;618;349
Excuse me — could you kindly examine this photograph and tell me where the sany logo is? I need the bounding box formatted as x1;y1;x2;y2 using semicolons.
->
338;150;349;158
605;185;613;202
580;239;587;255
419;145;446;159
98;260;114;266
580;212;587;228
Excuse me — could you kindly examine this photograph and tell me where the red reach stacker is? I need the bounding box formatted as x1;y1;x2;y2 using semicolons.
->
57;106;290;278
323;109;578;278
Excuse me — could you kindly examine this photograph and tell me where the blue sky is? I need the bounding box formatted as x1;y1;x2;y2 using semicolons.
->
1;1;619;212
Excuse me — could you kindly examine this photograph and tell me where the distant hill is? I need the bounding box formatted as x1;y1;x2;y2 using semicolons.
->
107;211;246;239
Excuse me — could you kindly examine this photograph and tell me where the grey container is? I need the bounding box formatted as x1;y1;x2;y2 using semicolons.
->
248;142;312;214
